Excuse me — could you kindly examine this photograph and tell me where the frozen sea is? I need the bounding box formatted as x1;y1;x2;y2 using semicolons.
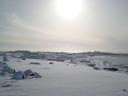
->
0;57;128;96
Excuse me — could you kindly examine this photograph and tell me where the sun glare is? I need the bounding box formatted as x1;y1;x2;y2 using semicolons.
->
55;0;83;20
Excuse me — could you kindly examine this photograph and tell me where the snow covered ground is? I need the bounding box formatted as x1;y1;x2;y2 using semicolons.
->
0;57;128;96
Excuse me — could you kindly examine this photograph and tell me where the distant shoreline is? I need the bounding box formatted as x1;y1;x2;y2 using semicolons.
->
0;50;128;56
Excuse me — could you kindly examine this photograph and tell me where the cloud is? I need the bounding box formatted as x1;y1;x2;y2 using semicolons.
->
0;8;128;52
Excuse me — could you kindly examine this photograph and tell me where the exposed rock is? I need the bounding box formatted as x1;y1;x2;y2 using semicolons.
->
93;67;100;70
32;72;42;78
49;62;53;64
1;84;12;87
24;69;41;78
122;89;127;92
88;64;96;67
21;57;26;60
30;62;40;65
80;60;90;63
103;67;118;71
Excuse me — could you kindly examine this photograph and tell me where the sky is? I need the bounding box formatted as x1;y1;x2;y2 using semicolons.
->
0;0;128;52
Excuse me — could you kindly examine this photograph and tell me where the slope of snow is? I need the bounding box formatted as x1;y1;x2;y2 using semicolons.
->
0;58;128;96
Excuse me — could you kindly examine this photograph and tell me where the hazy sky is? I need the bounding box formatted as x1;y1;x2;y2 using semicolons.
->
0;0;128;52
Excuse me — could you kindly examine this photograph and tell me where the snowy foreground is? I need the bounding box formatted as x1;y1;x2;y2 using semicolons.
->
0;58;128;96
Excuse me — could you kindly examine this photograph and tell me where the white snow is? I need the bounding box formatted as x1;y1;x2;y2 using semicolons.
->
0;58;128;96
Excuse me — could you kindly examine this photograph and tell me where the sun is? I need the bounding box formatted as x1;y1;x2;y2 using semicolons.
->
55;0;83;20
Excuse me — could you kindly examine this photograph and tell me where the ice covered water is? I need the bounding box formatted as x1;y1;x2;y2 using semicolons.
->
0;58;128;96
0;52;128;96
90;55;128;73
91;55;128;65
